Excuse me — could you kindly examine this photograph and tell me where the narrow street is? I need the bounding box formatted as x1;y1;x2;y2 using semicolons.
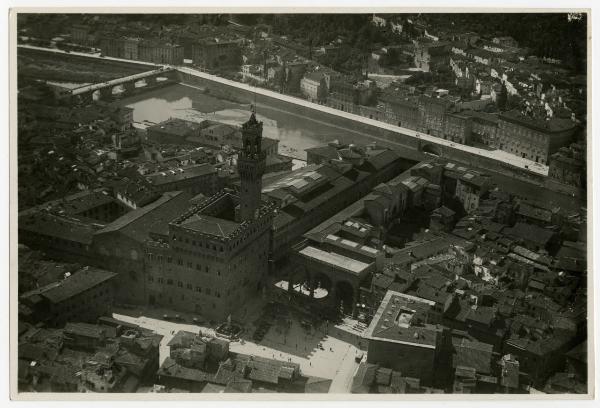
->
328;344;360;393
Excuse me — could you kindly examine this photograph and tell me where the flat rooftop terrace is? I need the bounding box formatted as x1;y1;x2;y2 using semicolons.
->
363;290;439;349
298;245;371;275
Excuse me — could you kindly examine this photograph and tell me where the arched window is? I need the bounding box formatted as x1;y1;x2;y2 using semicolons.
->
130;249;138;261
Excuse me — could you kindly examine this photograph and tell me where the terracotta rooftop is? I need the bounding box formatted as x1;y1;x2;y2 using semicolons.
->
20;267;117;305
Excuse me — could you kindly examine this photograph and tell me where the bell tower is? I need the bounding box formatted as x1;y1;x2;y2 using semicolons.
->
237;113;266;221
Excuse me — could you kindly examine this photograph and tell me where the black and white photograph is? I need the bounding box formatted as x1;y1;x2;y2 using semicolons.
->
8;7;594;400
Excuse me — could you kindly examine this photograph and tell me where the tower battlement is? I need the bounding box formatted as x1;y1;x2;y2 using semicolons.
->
238;113;267;221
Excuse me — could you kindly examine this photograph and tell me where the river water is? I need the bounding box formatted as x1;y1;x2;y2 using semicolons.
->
116;83;356;161
113;83;584;212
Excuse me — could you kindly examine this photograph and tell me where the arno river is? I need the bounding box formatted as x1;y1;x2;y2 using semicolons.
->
115;83;363;161
114;82;582;212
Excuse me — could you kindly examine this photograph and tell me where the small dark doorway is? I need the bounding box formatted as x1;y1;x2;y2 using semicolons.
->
335;281;355;316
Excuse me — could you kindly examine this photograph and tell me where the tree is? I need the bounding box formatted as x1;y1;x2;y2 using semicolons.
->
405;71;433;86
506;94;523;111
380;48;401;68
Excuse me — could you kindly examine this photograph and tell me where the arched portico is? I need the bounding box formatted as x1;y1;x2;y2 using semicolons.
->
312;271;333;300
288;265;312;297
335;280;356;317
289;256;366;318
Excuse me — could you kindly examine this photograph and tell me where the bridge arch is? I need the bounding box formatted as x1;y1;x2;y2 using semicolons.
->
135;79;147;88
92;90;101;102
420;143;442;157
312;272;333;299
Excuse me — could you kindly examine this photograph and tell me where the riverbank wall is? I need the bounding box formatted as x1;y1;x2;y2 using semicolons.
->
18;46;585;208
176;71;551;186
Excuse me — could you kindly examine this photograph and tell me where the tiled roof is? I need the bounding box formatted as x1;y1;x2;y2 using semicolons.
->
201;382;226;393
213;359;241;385
19;211;98;245
351;362;378;393
544;372;587;393
303;71;327;82
20;189;117;217
64;322;106;339
97;191;192;242
303;376;332;393
167;331;200;348
116;178;160;206
372;274;394;290
180;214;239;237
19;343;59;362
452;337;494;374
499;110;577;133
145;163;216;186
224;378;253;393
158;357;214;383
434;206;456;217
565;341;587;363
375;367;392;385
233;353;299;385
147;118;202;137
305;145;339;159
389;371;406;393
363;149;399;171
31;361;80;385
517;202;552;223
21;267;117;305
504;222;556;247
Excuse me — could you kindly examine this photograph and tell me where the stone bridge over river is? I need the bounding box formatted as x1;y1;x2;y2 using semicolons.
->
19;45;584;208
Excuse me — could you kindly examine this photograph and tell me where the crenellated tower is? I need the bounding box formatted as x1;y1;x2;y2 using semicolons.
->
237;113;266;221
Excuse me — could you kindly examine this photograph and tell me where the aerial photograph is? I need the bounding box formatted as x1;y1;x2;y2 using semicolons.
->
12;11;589;396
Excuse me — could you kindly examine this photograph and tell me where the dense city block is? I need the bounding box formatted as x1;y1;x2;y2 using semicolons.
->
15;12;588;395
